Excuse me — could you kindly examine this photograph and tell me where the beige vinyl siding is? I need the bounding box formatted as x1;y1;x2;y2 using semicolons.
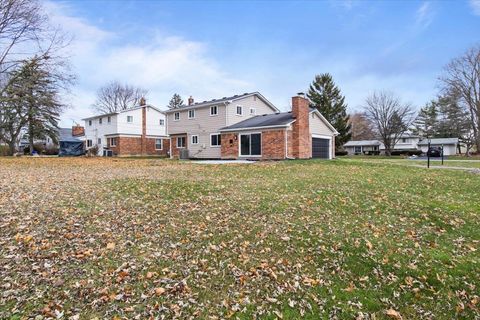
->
226;95;277;126
167;105;227;158
310;113;335;136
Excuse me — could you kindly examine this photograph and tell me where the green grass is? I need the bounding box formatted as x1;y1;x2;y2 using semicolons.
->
0;157;478;319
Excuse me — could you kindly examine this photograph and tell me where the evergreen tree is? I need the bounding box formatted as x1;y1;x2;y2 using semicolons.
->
307;74;351;149
167;93;184;109
6;58;65;154
412;101;439;137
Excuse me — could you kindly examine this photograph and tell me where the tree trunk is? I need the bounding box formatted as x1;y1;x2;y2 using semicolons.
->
8;141;16;156
28;118;34;155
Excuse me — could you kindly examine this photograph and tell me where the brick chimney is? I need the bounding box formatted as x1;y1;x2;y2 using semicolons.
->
139;97;146;106
188;96;194;106
291;93;311;159
72;125;85;137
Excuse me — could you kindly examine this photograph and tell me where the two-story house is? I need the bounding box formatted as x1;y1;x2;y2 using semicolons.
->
82;99;168;156
166;92;338;160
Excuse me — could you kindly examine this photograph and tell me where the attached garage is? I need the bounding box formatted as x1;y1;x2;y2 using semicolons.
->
312;137;330;159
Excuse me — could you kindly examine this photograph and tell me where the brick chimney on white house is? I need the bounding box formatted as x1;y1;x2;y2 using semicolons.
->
140;97;147;154
188;96;194;105
291;93;311;159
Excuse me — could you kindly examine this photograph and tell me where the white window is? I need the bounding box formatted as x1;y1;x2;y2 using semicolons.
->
177;136;186;148
127;116;133;123
210;106;218;116
109;137;117;147
155;139;163;150
97;138;102;145
250;108;256;115
159;119;165;126
210;134;221;147
87;140;92;147
174;112;180;121
236;106;243;116
107;116;111;123
191;135;198;144
354;146;362;154
88;120;92;126
188;109;195;119
99;118;103;125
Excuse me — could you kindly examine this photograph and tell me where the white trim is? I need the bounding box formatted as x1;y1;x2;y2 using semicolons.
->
236;105;243;116
238;132;262;157
159;119;165;126
174;112;180;121
210;133;221;148
188;109;195;119
210;105;218;116
191;135;199;145
176;136;186;148
311;134;333;159
155;138;163;150
250;107;256;115
127;115;133;123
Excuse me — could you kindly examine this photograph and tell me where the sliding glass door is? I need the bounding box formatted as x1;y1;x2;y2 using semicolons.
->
240;133;261;156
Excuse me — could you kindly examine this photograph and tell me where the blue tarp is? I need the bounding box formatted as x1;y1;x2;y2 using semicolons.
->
58;138;84;157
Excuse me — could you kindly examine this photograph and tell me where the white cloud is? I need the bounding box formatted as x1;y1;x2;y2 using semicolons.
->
415;2;434;29
44;1;252;126
470;0;480;15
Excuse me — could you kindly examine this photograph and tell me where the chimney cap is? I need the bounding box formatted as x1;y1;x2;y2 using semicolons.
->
297;92;306;98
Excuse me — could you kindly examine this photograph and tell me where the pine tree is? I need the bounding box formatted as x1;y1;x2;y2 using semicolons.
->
6;58;65;154
167;93;184;109
307;74;351;149
412;101;439;137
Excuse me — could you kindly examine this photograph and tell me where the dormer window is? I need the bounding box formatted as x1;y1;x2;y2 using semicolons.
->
236;106;243;116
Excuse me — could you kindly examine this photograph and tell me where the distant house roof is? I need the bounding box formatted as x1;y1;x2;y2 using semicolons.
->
418;138;459;146
344;140;381;147
164;92;279;114
219;112;295;132
58;128;73;140
82;104;164;121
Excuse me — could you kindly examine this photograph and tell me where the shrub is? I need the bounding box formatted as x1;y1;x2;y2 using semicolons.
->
335;150;348;156
390;149;423;156
0;145;10;156
86;145;99;157
44;145;59;155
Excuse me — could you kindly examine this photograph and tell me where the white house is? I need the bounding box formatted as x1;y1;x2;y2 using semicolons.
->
82;99;168;156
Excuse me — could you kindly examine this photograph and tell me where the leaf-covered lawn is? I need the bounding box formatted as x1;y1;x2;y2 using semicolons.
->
0;157;478;319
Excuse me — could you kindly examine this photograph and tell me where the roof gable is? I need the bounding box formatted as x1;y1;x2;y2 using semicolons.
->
165;92;279;113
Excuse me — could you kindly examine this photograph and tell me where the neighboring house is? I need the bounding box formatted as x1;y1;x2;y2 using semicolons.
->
344;135;461;156
417;138;459;156
166;92;338;160
344;140;381;155
82;99;168;156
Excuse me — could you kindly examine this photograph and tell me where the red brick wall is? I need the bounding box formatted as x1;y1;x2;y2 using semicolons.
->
261;130;286;160
286;129;294;158
108;137;169;156
171;135;187;159
221;133;238;159
292;96;311;159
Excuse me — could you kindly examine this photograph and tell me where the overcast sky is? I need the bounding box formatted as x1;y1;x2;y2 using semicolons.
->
46;0;480;127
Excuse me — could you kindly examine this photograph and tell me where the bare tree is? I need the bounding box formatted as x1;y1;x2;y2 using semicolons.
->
439;45;480;152
363;91;415;156
92;81;148;114
349;112;376;140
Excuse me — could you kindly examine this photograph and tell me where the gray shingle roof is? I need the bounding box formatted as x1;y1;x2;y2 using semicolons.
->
220;112;295;131
344;140;381;147
417;138;459;145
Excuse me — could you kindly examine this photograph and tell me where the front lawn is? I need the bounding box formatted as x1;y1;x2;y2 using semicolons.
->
0;158;478;319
